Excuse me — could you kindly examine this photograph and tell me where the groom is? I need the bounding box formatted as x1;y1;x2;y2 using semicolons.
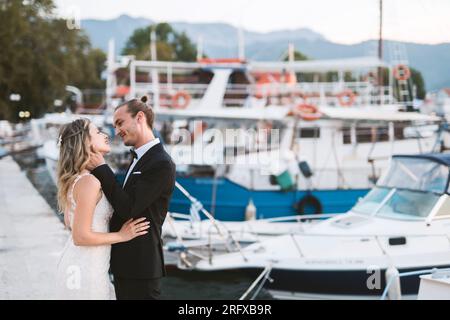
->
88;98;176;300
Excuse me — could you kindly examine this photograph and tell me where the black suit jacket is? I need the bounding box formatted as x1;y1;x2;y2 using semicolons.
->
92;143;176;279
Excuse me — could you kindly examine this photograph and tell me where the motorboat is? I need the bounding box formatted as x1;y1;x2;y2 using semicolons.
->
178;153;450;299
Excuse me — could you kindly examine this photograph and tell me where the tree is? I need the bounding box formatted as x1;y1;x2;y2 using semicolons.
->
122;23;197;62
391;66;426;101
410;67;426;100
0;0;106;121
282;50;309;62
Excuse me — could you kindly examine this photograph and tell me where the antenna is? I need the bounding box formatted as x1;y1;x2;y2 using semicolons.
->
149;26;160;108
150;27;157;61
238;26;245;60
288;43;294;62
196;36;203;61
106;38;116;108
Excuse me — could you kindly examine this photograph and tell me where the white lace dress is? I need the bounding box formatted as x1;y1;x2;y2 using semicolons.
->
55;173;116;300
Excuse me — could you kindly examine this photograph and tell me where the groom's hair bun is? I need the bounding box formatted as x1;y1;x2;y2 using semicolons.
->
115;97;155;129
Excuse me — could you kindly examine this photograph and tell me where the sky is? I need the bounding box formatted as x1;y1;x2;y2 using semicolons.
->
54;0;450;45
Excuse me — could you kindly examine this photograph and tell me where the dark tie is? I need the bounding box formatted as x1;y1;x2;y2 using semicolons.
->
130;149;138;160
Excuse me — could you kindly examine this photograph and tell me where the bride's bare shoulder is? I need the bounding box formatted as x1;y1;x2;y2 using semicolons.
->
74;174;101;195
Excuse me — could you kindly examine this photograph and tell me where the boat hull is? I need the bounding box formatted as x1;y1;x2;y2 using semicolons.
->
169;176;369;221
243;264;450;299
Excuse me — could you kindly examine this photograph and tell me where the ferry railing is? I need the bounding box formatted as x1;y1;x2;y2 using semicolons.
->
135;80;396;108
244;82;395;106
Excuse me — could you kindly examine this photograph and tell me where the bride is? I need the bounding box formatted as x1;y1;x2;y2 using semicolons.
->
55;118;150;299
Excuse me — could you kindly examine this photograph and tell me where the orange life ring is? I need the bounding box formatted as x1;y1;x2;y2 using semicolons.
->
337;89;356;107
291;103;322;121
172;91;191;109
393;64;411;81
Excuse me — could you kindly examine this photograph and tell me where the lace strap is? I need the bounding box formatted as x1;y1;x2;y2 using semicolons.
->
68;173;91;210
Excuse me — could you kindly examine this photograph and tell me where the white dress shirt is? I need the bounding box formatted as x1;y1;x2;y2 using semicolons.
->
122;138;160;187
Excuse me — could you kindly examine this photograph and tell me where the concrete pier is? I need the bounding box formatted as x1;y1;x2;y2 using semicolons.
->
0;156;67;299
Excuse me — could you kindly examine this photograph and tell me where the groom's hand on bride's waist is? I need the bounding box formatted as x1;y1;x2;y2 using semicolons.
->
87;151;106;171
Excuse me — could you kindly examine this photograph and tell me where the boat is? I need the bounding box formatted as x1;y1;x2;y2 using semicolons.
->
175;153;450;299
120;55;442;220
38;40;444;222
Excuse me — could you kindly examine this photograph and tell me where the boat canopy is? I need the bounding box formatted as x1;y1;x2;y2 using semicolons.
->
381;154;450;195
351;153;450;220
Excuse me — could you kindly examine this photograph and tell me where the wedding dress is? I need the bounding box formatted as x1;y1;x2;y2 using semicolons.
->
55;173;116;300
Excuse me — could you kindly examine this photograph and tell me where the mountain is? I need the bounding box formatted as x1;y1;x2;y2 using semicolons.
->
81;15;450;91
81;14;153;53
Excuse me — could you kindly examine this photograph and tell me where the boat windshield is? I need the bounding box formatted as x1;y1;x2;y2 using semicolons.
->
352;157;448;220
352;187;440;219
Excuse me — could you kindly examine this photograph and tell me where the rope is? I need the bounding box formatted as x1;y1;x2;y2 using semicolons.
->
239;264;273;300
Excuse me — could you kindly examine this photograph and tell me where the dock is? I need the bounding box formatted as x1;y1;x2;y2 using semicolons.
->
0;156;67;299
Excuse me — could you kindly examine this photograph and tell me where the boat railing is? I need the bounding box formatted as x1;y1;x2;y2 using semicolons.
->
380;267;450;300
244;82;394;105
132;77;395;108
255;213;339;223
173;181;248;261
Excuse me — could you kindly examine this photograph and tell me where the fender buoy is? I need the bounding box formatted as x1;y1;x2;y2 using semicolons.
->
337;89;356;107
172;91;191;109
393;64;411;81
294;195;322;215
291;103;322;121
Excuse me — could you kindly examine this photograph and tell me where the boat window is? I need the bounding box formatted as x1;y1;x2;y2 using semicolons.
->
376;189;439;219
353;187;440;219
352;187;391;215
378;157;449;194
299;127;320;138
342;126;389;145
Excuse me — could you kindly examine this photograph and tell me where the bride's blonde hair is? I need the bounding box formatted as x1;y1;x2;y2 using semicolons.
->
56;118;92;214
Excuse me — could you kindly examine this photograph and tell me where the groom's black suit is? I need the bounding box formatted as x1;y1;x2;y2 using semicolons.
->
92;142;176;299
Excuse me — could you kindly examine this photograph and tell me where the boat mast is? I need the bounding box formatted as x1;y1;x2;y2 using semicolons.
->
238;25;245;60
378;0;383;88
150;27;160;109
378;0;383;62
377;0;385;105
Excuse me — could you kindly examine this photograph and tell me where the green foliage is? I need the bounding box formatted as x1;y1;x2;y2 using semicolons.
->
283;50;309;62
410;67;426;99
122;23;197;62
0;0;106;121
391;66;426;101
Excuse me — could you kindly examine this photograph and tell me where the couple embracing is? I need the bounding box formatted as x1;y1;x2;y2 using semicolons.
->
55;97;176;300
